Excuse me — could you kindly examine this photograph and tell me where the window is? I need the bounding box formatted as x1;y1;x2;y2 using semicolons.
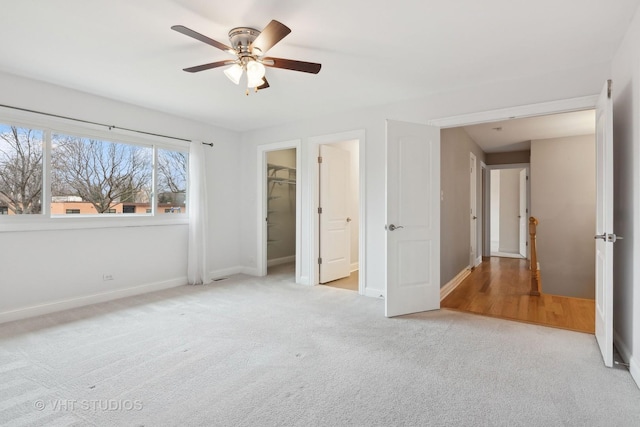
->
0;124;44;214
51;134;152;215
157;148;187;214
0;118;189;226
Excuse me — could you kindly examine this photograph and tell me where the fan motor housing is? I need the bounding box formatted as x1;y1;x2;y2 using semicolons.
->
228;27;260;55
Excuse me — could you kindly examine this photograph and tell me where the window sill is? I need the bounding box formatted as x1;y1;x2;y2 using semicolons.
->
0;215;189;233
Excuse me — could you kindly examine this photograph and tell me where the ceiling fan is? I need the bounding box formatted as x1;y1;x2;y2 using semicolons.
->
171;20;321;94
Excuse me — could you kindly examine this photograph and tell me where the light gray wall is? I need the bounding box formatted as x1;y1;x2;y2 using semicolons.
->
266;149;296;262
611;0;640;384
530;135;596;299
0;71;242;321
240;62;609;297
440;127;485;287
498;169;522;253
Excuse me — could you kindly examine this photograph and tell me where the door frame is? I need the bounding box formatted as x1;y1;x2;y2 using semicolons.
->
308;130;366;294
430;95;597;262
485;163;531;258
470;152;478;267
256;140;302;281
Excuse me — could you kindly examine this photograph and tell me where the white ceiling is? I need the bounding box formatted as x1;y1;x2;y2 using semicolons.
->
0;1;638;132
463;109;596;153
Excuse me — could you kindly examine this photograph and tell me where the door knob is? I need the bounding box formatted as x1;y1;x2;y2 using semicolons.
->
387;224;404;231
472;216;477;220
595;233;624;242
346;217;352;222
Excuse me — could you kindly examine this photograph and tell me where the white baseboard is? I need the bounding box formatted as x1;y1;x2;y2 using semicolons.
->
440;267;471;301
630;356;640;390
475;256;482;267
0;277;186;324
209;266;244;279
614;331;640;389
365;288;385;299
298;275;310;286
267;255;295;267
240;266;261;276
350;262;359;272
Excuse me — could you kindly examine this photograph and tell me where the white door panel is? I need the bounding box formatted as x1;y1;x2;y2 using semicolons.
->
519;169;527;258
595;79;614;367
386;120;440;317
470;153;477;267
319;144;351;283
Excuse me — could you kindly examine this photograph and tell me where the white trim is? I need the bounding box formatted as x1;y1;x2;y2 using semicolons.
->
428;95;599;128
365;288;385;299
630;357;640;390
0;277;186;324
350;262;359;272
256;140;302;284
490;251;526;259
267;255;296;267
308;129;367;296
475;256;482;267
440;267;471;301
486;163;531;260
614;331;640;389
470;152;478;268
210;266;243;279
0;215;188;233
614;330;632;364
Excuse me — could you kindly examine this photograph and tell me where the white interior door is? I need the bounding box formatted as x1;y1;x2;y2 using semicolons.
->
319;144;351;283
386;120;440;317
595;80;615;367
470;153;477;267
519;168;527;258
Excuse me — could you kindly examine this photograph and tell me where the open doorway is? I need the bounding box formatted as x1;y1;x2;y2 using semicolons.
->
489;165;530;259
265;148;297;277
257;140;302;281
439;109;597;332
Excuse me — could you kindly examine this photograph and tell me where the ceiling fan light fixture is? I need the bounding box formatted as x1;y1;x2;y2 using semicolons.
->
224;64;243;85
246;60;266;79
247;74;265;89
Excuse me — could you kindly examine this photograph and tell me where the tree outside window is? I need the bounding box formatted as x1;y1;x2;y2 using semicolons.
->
0;125;43;214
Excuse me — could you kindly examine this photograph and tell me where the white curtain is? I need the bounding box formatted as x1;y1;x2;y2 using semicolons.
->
187;141;210;285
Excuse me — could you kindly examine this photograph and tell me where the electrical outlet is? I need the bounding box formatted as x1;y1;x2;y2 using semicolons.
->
103;274;114;281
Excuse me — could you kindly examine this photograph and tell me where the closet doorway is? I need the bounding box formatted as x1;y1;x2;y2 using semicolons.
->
266;148;297;276
257;140;301;280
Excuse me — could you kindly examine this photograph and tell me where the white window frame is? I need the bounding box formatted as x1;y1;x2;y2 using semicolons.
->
0;107;190;232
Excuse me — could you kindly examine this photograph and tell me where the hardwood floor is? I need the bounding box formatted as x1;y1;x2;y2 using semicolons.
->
441;257;595;334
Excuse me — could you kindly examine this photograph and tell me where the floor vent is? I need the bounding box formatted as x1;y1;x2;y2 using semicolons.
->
213;277;228;282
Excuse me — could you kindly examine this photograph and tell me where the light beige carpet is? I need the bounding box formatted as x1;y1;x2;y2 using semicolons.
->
1;267;639;426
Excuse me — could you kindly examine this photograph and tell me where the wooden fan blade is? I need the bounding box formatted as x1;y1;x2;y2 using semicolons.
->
183;60;234;73
251;20;291;55
257;78;270;90
263;57;322;74
172;25;234;53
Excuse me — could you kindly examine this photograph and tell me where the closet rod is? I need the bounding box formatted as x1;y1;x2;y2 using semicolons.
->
0;103;213;147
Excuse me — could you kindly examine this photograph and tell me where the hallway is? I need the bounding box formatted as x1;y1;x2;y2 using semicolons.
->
441;257;595;334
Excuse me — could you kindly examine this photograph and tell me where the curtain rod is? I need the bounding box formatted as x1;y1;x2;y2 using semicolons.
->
0;103;213;147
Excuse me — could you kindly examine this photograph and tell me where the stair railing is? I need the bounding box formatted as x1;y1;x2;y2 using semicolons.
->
529;216;541;296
